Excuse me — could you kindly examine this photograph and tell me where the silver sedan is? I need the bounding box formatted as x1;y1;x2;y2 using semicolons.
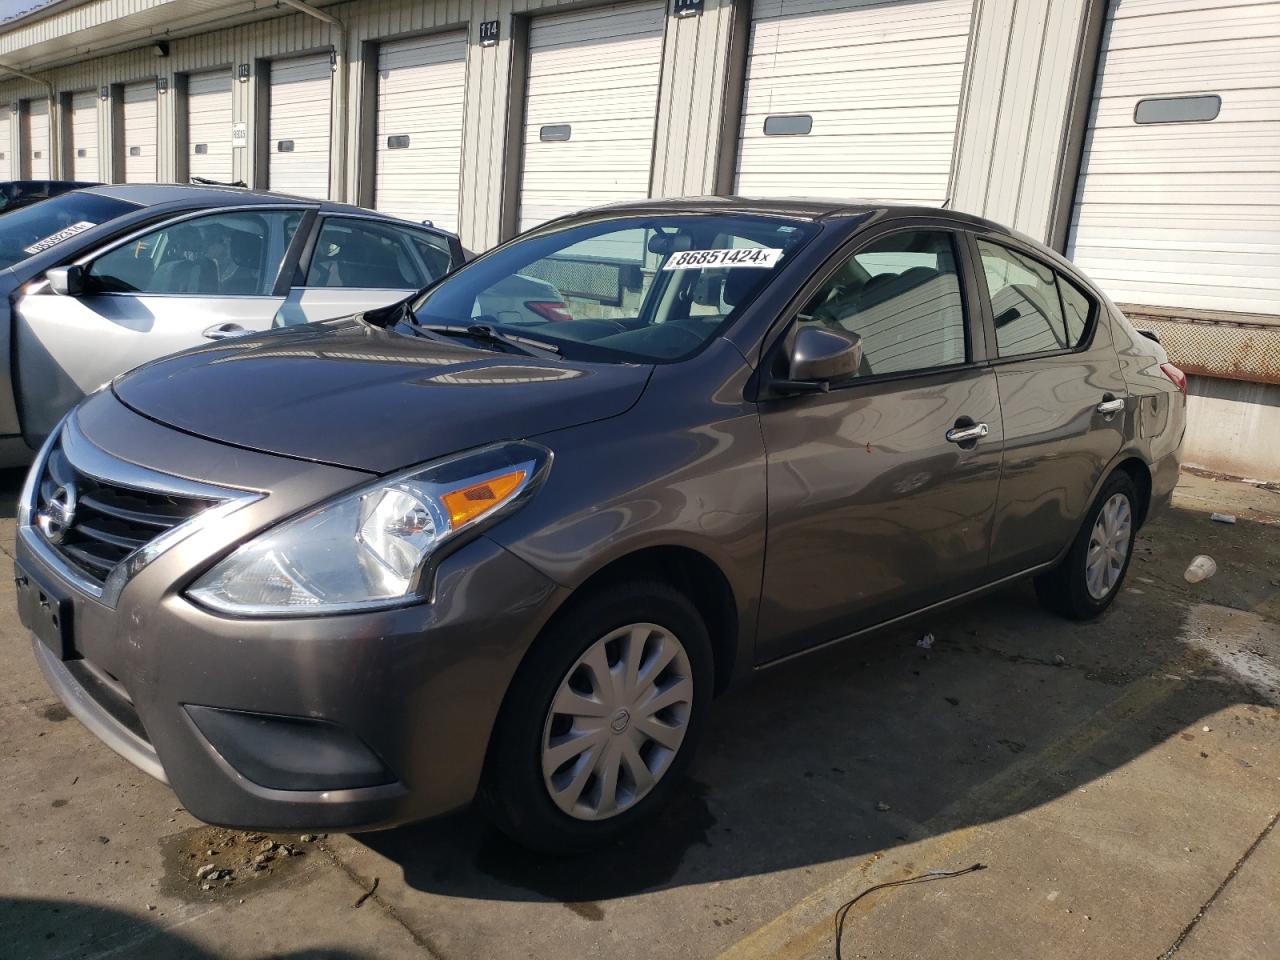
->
0;184;473;464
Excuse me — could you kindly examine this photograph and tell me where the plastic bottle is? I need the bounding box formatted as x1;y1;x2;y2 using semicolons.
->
1184;555;1217;584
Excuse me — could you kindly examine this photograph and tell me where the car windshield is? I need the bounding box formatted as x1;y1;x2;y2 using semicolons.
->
410;214;816;363
0;191;138;270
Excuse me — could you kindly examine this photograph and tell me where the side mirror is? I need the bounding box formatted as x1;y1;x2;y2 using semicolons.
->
46;264;85;297
778;325;863;393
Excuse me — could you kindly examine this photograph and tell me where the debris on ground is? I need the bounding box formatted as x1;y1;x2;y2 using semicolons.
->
875;801;892;812
1210;513;1237;524
917;633;935;650
1184;555;1218;583
1053;654;1067;666
354;876;380;908
833;863;987;960
166;825;309;896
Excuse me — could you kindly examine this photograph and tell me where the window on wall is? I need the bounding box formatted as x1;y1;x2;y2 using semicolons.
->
978;240;1093;357
795;230;967;380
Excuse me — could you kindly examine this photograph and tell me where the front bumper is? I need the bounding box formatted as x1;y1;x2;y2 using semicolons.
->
20;393;565;831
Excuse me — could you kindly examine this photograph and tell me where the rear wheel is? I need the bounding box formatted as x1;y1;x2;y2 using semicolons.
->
480;580;712;853
1035;470;1138;620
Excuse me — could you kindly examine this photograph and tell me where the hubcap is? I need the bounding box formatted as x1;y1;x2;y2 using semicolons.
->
1085;492;1132;600
541;623;694;821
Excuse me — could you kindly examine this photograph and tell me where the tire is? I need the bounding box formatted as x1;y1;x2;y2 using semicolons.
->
1035;470;1139;620
479;580;713;853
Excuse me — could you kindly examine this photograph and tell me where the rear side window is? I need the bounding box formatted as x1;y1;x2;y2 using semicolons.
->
797;229;966;379
978;240;1070;357
307;218;427;290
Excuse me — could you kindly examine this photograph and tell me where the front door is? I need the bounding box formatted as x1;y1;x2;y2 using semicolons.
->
757;227;1003;662
15;208;306;441
971;236;1129;578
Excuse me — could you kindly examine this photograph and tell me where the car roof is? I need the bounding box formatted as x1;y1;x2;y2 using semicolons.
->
552;194;1018;234
79;183;454;234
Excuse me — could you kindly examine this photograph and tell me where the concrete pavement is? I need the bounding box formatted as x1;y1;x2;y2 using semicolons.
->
1;469;1277;959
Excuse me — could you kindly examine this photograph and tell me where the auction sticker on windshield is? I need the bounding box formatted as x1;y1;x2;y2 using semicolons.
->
23;221;96;256
662;247;783;270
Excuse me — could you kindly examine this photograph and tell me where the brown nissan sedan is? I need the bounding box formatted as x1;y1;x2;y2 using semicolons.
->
18;199;1185;852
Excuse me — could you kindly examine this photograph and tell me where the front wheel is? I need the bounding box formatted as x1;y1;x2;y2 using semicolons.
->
480;580;713;853
1035;471;1139;620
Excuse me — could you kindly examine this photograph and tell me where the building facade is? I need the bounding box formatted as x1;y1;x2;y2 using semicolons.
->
1;0;1278;475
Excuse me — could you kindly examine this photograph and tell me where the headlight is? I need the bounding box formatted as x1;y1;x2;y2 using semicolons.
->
187;441;550;616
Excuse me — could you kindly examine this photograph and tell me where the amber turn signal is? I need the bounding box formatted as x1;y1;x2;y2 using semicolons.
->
440;469;527;528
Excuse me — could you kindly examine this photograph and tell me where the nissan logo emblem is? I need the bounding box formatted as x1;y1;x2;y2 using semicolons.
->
37;482;77;545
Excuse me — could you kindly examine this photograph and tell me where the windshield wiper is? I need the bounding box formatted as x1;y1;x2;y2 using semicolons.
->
417;323;561;358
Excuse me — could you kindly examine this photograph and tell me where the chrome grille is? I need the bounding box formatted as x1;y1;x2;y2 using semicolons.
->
37;439;220;587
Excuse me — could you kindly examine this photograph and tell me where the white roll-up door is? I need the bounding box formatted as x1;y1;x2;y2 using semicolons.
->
374;31;467;230
268;53;332;199
123;80;157;183
1067;0;1280;317
69;90;99;181
735;0;972;205
186;70;233;183
517;0;667;232
0;115;11;181
26;99;50;180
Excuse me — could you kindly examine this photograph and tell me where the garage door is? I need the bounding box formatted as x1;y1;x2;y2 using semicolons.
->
26;99;50;179
0;115;10;181
268;53;332;199
374;31;467;230
69;90;99;181
122;80;157;183
186;70;233;183
735;0;972;204
517;0;667;232
1067;0;1280;317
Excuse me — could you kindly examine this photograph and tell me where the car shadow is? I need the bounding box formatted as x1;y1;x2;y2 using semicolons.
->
1;896;377;960
356;502;1278;906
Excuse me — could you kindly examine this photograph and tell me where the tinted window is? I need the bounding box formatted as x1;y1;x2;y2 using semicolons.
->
0;192;137;270
978;240;1068;357
797;230;966;379
307;218;425;289
88;210;300;296
411;215;815;363
1059;276;1093;345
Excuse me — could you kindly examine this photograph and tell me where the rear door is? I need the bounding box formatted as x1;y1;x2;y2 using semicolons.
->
14;207;309;439
970;234;1129;579
276;215;458;325
756;223;1003;662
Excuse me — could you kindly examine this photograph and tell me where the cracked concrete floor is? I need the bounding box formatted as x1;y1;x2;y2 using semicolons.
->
0;469;1277;960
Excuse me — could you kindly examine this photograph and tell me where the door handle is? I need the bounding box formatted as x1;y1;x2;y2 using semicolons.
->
1096;394;1125;416
203;322;249;340
945;422;989;444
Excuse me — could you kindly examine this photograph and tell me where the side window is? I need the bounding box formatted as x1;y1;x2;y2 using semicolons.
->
409;231;454;284
977;240;1069;357
87;211;299;296
796;230;967;378
306;218;423;289
1058;275;1093;345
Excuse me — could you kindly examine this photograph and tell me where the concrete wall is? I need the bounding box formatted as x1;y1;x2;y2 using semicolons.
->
1183;376;1280;482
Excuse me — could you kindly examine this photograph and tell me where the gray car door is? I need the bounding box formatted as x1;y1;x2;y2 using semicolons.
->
756;226;1004;663
970;235;1129;580
14;207;309;440
274;216;454;326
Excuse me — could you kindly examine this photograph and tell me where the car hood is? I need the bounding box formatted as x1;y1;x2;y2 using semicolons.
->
112;319;653;473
